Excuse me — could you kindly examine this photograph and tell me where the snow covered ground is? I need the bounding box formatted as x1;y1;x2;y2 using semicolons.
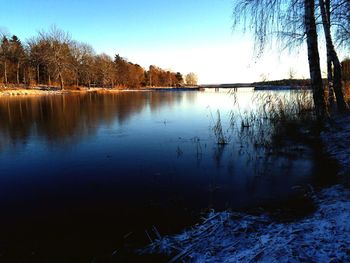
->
142;115;350;262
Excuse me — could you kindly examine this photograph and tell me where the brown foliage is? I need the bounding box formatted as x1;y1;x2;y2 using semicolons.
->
0;28;185;89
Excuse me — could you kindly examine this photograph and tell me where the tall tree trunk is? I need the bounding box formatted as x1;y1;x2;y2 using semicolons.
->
37;64;40;85
325;0;334;106
58;72;64;90
16;61;20;85
23;68;26;84
304;0;326;120
327;57;335;106
319;0;349;112
4;60;8;84
332;54;348;110
25;68;30;85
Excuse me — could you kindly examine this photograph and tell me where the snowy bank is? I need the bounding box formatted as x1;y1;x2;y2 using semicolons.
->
142;115;350;262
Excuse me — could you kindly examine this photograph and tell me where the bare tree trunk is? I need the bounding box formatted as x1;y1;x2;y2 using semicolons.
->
16;61;20;85
305;0;326;120
332;55;348;110
26;68;31;85
4;61;8;84
58;73;64;90
37;64;40;85
23;68;26;84
325;0;334;106
319;0;349;112
327;58;335;105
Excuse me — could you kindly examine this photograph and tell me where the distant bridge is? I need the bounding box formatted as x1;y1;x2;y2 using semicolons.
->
198;83;310;91
199;83;255;89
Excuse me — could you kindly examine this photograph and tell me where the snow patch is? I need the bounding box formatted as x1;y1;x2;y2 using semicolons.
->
142;186;350;262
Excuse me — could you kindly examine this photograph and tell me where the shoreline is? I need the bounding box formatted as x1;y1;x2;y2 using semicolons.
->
0;86;202;97
0;87;125;97
142;114;350;262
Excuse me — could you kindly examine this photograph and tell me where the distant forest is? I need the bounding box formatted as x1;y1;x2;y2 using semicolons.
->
0;26;197;89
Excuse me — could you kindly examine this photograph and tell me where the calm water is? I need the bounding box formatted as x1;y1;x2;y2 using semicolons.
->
0;90;334;261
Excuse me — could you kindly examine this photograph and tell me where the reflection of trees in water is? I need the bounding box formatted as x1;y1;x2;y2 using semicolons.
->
148;91;185;112
0;91;185;147
184;91;196;104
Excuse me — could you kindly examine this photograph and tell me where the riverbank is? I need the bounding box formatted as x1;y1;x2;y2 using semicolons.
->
0;88;61;96
142;114;350;262
0;86;202;97
0;86;128;96
0;87;150;97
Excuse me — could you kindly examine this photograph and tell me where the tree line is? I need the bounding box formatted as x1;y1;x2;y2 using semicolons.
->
232;0;350;118
0;26;198;89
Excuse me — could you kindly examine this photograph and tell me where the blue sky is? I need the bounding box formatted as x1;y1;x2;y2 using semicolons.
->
2;0;232;43
1;0;319;84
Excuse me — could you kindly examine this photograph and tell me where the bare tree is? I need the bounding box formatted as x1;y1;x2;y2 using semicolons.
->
331;0;350;49
28;37;44;84
38;26;73;90
95;53;115;87
319;0;348;112
305;0;326;118
233;0;327;119
70;41;95;86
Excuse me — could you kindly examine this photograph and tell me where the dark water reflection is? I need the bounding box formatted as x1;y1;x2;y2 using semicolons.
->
0;91;334;261
0;92;191;145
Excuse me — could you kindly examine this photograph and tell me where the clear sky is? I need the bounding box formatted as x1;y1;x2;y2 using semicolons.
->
0;0;333;84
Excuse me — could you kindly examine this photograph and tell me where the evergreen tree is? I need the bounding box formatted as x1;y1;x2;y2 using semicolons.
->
9;35;26;84
0;36;10;84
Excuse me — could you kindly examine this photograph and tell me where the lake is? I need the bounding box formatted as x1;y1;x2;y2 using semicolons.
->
0;90;336;262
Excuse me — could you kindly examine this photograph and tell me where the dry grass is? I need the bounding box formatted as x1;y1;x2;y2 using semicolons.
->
228;89;316;150
213;110;229;145
0;86;124;97
0;89;58;96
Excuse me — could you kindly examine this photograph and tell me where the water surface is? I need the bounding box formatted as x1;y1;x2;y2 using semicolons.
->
0;90;333;261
